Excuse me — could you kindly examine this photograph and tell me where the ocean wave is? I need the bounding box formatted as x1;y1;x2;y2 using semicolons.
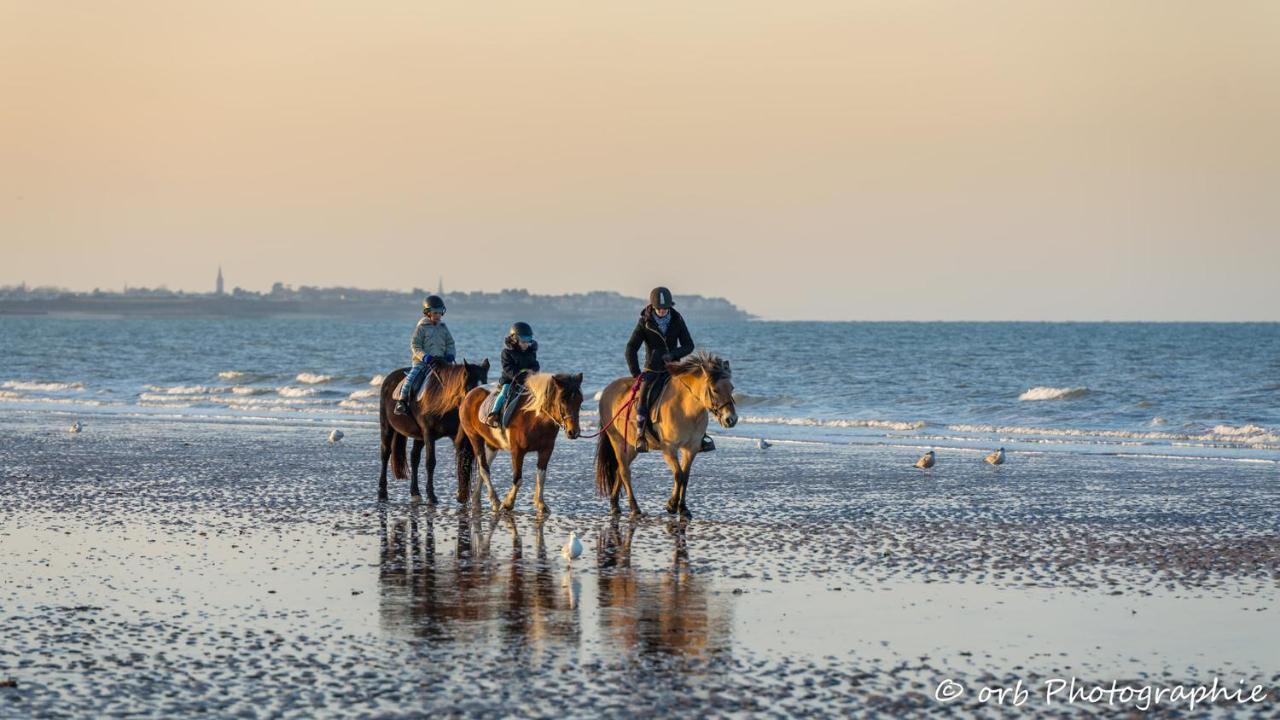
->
218;371;246;380
277;386;318;398
145;384;224;395
369;374;385;386
1018;386;1089;401
2;380;85;392
296;373;334;384
740;416;927;432
231;386;271;396
338;399;378;411
946;423;1279;448
347;389;377;400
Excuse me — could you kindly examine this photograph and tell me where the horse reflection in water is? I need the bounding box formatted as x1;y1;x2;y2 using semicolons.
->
377;508;580;653
595;519;732;659
377;510;731;660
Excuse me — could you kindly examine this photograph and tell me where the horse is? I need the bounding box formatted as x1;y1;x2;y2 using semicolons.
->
457;372;584;516
594;352;737;519
377;359;490;503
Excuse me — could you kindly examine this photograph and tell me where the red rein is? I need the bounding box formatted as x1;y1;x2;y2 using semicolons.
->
579;378;642;446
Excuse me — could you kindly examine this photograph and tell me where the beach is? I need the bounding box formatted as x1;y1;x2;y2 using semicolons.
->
2;409;1277;717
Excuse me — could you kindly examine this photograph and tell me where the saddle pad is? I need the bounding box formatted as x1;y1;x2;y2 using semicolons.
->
393;373;429;406
478;389;499;421
477;386;525;428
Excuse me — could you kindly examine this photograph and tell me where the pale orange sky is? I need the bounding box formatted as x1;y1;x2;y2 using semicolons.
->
2;1;1278;320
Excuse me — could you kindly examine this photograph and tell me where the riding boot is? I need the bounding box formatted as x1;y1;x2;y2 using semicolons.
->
700;434;716;452
394;400;409;416
634;415;651;453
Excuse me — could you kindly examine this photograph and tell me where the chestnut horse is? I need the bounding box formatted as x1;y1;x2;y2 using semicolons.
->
377;359;490;503
457;372;584;516
594;352;737;518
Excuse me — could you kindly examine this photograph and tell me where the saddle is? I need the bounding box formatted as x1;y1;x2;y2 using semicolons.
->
392;368;433;411
642;371;672;429
478;385;524;429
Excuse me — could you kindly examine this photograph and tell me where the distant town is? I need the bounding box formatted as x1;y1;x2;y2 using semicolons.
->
0;268;754;321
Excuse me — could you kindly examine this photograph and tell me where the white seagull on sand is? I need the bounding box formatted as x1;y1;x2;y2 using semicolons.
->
757;438;771;450
328;429;344;443
68;420;82;434
914;450;935;469
561;531;583;562
985;447;1005;465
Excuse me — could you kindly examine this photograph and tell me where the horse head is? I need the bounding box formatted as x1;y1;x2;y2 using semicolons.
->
462;358;491;390
671;354;737;429
551;373;584;439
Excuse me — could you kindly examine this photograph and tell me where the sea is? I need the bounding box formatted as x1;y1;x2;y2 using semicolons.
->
2;317;1277;463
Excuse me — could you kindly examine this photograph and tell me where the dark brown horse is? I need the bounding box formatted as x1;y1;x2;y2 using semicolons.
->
378;359;489;503
457;372;584;516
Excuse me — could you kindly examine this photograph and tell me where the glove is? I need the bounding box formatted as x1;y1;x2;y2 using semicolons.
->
443;354;455;364
422;355;434;365
661;353;674;363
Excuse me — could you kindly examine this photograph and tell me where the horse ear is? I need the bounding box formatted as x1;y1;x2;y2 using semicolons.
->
482;358;490;369
574;373;583;385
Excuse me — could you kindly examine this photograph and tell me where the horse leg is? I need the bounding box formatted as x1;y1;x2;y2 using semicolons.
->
409;437;424;502
474;442;501;514
423;437;439;505
677;448;696;519
663;450;682;515
501;447;526;513
532;449;551;517
379;424;394;503
616;451;643;519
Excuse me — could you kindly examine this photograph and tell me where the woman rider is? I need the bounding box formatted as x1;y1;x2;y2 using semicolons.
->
625;286;714;453
394;294;456;416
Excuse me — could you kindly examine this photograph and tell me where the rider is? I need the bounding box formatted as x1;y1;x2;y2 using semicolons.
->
394;295;456;416
625;286;712;453
487;322;540;427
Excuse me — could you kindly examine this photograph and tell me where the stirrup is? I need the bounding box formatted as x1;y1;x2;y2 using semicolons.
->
634;421;651;453
485;412;501;428
700;434;716;452
394;401;409;416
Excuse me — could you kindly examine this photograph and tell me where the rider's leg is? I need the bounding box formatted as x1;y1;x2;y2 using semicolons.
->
487;383;509;426
634;374;652;452
395;362;425;415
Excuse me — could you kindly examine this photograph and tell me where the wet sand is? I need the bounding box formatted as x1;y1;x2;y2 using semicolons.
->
1;412;1278;717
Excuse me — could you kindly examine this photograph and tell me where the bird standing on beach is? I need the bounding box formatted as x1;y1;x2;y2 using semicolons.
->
914;450;935;469
328;429;344;443
757;438;771;450
985;447;1005;465
561;531;583;562
68;420;82;434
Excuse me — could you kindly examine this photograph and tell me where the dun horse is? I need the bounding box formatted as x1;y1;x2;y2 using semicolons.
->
594;352;737;518
458;372;584;516
377;360;490;503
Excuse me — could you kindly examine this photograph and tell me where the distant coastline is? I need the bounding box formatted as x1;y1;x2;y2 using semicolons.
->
0;285;754;321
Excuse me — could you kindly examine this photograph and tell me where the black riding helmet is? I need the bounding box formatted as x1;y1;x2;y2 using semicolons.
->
422;295;446;314
649;287;674;310
509;322;534;342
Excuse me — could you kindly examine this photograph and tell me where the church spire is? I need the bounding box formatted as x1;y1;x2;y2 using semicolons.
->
216;265;225;296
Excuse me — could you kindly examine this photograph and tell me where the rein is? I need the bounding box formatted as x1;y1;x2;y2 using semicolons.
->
580;377;643;442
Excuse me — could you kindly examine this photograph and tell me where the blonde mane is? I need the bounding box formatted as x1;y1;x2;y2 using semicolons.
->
520;372;559;417
668;351;732;381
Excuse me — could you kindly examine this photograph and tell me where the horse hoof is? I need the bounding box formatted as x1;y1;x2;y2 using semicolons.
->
630;509;645;522
378;493;389;503
665;501;678;515
609;505;621;517
500;500;515;512
426;494;439;506
536;505;550;517
410;494;423;503
680;507;693;519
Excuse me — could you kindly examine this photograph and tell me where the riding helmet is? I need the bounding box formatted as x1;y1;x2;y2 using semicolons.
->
422;295;446;314
509;321;534;341
649;287;674;310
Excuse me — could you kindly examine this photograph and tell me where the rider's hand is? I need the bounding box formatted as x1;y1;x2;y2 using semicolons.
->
661;353;674;363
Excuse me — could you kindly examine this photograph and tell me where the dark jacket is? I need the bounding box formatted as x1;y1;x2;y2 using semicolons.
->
625;307;694;377
500;337;540;386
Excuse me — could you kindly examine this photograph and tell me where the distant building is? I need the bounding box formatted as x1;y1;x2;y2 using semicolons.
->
437;276;444;297
216;266;225;296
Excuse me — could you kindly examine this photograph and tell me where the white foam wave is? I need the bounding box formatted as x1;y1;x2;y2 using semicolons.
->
277;386;318;398
338;400;378;410
2;380;85;392
296;373;334;384
369;374;385;386
218;371;246;380
1018;386;1089;401
946;423;1279;448
347;389;377;400
146;384;220;395
231;386;270;396
740;416;927;432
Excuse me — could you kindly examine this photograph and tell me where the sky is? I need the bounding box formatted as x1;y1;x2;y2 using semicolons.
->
1;1;1278;321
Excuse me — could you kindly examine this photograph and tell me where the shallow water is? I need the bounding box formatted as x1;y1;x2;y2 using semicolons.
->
2;412;1277;716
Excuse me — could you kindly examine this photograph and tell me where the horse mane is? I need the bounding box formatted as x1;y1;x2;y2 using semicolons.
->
420;364;473;416
521;372;567;417
668;351;731;382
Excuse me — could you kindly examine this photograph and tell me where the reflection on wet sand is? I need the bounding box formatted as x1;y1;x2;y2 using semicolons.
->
595;518;733;659
378;509;581;653
377;511;733;661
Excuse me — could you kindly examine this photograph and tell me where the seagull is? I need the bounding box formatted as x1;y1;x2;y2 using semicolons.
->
68;420;82;434
914;450;935;469
757;438;771;450
984;447;1005;465
328;429;344;443
561;531;583;562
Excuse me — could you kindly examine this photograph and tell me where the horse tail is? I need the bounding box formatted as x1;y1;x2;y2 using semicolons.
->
455;427;474;504
389;429;408;480
595;431;620;497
